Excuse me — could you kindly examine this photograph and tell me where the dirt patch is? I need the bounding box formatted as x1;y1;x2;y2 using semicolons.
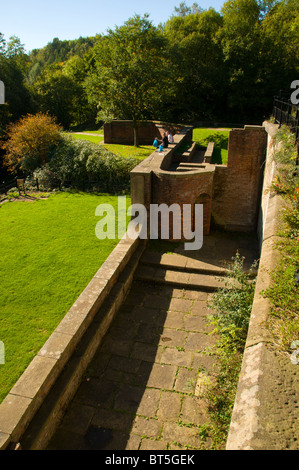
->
0;192;50;205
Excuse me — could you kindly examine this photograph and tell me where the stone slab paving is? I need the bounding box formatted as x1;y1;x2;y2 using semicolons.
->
47;231;259;450
47;281;220;450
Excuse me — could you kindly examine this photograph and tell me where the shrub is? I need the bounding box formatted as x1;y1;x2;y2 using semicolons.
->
272;125;299;196
33;167;61;191
200;253;257;449
208;252;257;350
48;134;139;192
1;112;62;173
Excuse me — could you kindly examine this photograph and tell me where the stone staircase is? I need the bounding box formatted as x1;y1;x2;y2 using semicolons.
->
135;251;231;292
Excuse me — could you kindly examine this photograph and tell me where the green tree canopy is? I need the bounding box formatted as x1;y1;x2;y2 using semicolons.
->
85;14;172;145
164;8;224;122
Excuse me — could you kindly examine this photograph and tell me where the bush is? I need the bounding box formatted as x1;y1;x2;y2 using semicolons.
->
48;134;139;192
33;167;61;191
199;253;257;449
208;252;257;350
264;125;299;351
1;112;62;173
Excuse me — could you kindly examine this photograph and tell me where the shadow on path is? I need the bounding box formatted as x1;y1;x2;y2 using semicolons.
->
47;230;259;450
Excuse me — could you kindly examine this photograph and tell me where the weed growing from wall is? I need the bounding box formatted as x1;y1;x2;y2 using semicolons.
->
198;253;257;449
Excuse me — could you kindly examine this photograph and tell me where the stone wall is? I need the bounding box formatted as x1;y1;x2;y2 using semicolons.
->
0;234;146;450
226;122;299;450
104;120;185;145
152;168;215;238
212;125;267;231
131;123;268;239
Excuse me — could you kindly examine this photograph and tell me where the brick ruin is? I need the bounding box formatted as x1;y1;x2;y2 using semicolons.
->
105;120;267;240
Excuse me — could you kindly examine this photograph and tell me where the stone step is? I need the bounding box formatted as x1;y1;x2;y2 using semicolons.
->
134;264;231;292
140;251;229;276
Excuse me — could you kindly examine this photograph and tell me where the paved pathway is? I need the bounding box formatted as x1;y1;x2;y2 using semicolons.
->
47;231;259;450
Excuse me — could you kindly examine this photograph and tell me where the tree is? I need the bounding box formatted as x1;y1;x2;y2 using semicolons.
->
218;0;264;121
164;8;225;122
260;0;299;97
85;15;172;146
2;112;62;174
173;2;203;16
34;64;80;128
0;33;33;123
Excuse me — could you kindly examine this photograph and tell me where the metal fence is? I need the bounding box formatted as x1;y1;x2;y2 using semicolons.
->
0;178;20;195
0;176;130;196
272;95;299;164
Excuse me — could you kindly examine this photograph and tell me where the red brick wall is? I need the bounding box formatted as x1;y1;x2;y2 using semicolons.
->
151;170;214;239
104;121;181;145
212;125;267;231
130;124;267;243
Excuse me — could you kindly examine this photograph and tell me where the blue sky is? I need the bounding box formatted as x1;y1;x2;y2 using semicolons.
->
1;0;225;52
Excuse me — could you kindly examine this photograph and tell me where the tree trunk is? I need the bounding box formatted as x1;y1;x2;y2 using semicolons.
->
133;124;139;147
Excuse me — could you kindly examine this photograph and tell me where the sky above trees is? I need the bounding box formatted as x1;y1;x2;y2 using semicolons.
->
1;0;226;52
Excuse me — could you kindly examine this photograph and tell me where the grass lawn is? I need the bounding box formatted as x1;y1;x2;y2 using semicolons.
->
0;191;130;403
193;128;231;165
101;143;154;160
66;132;154;160
66;133;104;144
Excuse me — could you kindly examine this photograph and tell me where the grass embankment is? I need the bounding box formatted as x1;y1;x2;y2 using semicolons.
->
0;191;130;402
68;127;231;164
193;128;230;165
263;125;299;350
66;131;154;161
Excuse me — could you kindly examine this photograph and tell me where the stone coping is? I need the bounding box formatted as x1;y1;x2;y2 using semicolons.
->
131;126;218;178
0;232;142;450
226;191;283;450
131;126;193;174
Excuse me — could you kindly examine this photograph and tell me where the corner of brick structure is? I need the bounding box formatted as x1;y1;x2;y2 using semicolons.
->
226;121;299;450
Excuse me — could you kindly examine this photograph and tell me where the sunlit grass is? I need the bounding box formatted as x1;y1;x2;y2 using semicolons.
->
0;191;130;402
102;143;154;160
66;132;154;160
193;128;231;165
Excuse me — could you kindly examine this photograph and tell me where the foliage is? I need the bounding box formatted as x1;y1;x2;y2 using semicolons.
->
33;58;96;129
208;252;257;349
164;8;224;122
84;14;173;145
200;252;257;448
272;125;299;196
1;112;62;173
264;237;299;350
263;125;299;351
43;134;139;192
0;42;33;126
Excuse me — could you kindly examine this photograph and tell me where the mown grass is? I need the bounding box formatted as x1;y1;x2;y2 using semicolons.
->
0;191;130;402
66;133;103;144
66;132;154;160
68;127;231;163
193;128;230;165
101;143;154;160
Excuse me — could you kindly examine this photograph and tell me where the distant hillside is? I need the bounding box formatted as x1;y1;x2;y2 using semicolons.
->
27;35;99;83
